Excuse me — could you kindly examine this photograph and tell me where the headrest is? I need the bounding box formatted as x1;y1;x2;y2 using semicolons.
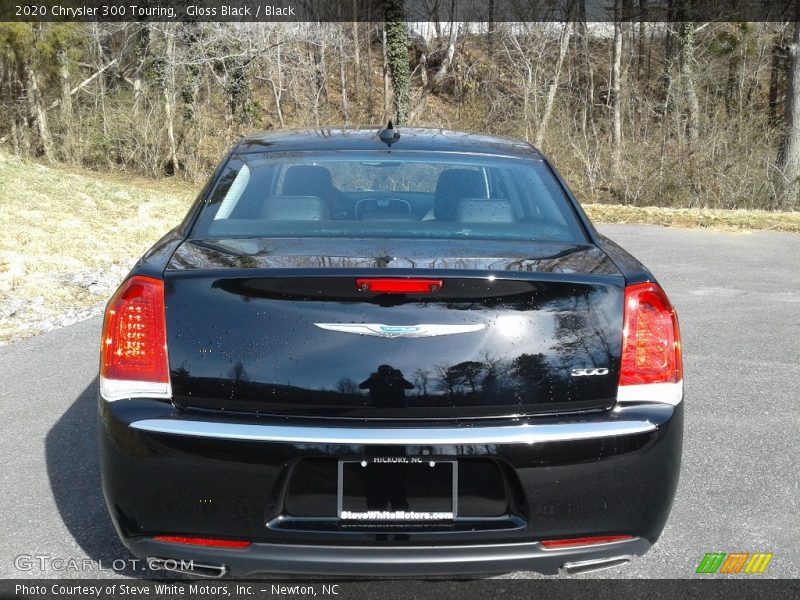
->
260;196;330;220
282;165;333;197
433;169;487;220
454;199;515;223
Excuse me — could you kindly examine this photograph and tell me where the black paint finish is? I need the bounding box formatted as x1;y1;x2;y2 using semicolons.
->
100;399;682;550
164;238;624;420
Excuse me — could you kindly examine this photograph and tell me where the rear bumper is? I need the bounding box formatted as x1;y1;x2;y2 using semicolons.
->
133;537;651;577
99;398;682;577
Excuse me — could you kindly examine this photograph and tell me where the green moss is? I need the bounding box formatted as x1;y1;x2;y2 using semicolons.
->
384;0;410;125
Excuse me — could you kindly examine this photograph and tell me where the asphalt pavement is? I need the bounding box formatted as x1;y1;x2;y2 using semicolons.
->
0;224;797;580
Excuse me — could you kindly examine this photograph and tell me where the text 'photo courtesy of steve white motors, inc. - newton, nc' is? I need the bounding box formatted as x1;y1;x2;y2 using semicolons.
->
14;581;344;599
14;582;340;597
13;3;297;19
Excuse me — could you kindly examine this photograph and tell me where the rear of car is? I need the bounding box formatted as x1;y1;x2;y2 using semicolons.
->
99;128;682;577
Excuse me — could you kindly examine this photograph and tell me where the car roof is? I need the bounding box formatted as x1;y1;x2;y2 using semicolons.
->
235;126;542;159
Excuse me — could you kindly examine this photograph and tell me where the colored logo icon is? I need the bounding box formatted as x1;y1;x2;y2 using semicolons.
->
696;552;773;574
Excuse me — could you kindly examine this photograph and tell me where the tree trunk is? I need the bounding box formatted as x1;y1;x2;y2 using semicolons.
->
578;2;595;129
25;63;53;161
724;49;737;117
408;7;458;124
622;0;634;73
365;18;375;122
58;49;72;121
523;63;532;141
768;31;783;127
778;21;800;204
662;0;675;102
352;0;360;96
382;25;390;122
737;28;749;115
57;48;73;161
270;33;286;128
535;21;572;147
132;24;150;117
339;41;349;124
637;0;648;81
162;24;178;175
487;0;496;58
180;24;201;127
678;21;700;146
90;24;109;149
313;33;328;104
611;10;623;170
384;0;411;124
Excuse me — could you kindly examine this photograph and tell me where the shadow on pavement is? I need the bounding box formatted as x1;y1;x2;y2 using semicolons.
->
44;378;155;578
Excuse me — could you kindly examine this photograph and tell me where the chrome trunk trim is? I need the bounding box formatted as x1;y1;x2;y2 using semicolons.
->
129;419;655;444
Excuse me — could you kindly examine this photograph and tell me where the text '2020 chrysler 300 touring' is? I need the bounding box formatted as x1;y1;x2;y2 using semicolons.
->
98;126;683;578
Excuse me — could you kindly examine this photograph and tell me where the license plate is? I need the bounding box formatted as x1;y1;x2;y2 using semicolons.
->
337;459;457;521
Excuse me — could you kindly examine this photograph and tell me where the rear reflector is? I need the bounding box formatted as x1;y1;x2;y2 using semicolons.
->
153;536;251;549
356;278;443;293
541;535;634;549
100;276;170;401
619;282;682;387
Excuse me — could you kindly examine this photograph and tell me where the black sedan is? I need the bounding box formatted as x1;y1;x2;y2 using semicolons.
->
98;126;683;577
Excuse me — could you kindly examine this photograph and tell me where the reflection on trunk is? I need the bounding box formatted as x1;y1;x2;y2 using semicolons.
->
165;239;624;419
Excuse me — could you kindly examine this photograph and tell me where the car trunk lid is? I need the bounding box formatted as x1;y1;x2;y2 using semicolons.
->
164;238;624;420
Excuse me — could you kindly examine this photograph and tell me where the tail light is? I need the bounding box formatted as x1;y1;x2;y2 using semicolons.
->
356;278;443;293
153;535;251;549
618;282;682;404
541;535;634;549
99;276;171;401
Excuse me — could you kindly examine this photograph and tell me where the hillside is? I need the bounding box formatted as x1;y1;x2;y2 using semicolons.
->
0;152;194;343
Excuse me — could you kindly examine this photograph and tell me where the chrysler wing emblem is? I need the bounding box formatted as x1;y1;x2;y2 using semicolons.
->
314;323;485;338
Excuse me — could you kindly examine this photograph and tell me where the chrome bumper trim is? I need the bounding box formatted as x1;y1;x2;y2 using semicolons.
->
616;381;684;406
99;375;172;402
129;418;656;445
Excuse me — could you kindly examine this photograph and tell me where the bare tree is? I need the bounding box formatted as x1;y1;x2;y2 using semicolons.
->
611;4;623;170
535;21;573;147
384;0;411;124
351;1;360;95
335;24;350;124
382;24;390;121
576;2;596;131
412;368;430;397
779;20;800;201
24;62;52;161
502;23;549;141
768;26;786;127
56;48;72;151
162;23;178;174
677;19;700;145
131;24;150;115
0;19;797;214
407;1;459;124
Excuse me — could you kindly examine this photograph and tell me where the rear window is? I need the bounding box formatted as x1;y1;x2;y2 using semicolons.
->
191;151;588;244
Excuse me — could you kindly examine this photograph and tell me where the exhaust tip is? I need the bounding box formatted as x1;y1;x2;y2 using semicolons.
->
559;555;633;576
147;557;227;578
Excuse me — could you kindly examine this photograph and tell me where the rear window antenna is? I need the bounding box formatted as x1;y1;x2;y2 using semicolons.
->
378;121;401;146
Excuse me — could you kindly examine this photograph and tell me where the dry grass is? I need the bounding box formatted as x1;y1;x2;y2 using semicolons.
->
0;151;194;343
584;204;800;233
0;150;797;343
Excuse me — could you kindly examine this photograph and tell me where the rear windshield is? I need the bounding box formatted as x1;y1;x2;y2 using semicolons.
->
191;151;588;244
